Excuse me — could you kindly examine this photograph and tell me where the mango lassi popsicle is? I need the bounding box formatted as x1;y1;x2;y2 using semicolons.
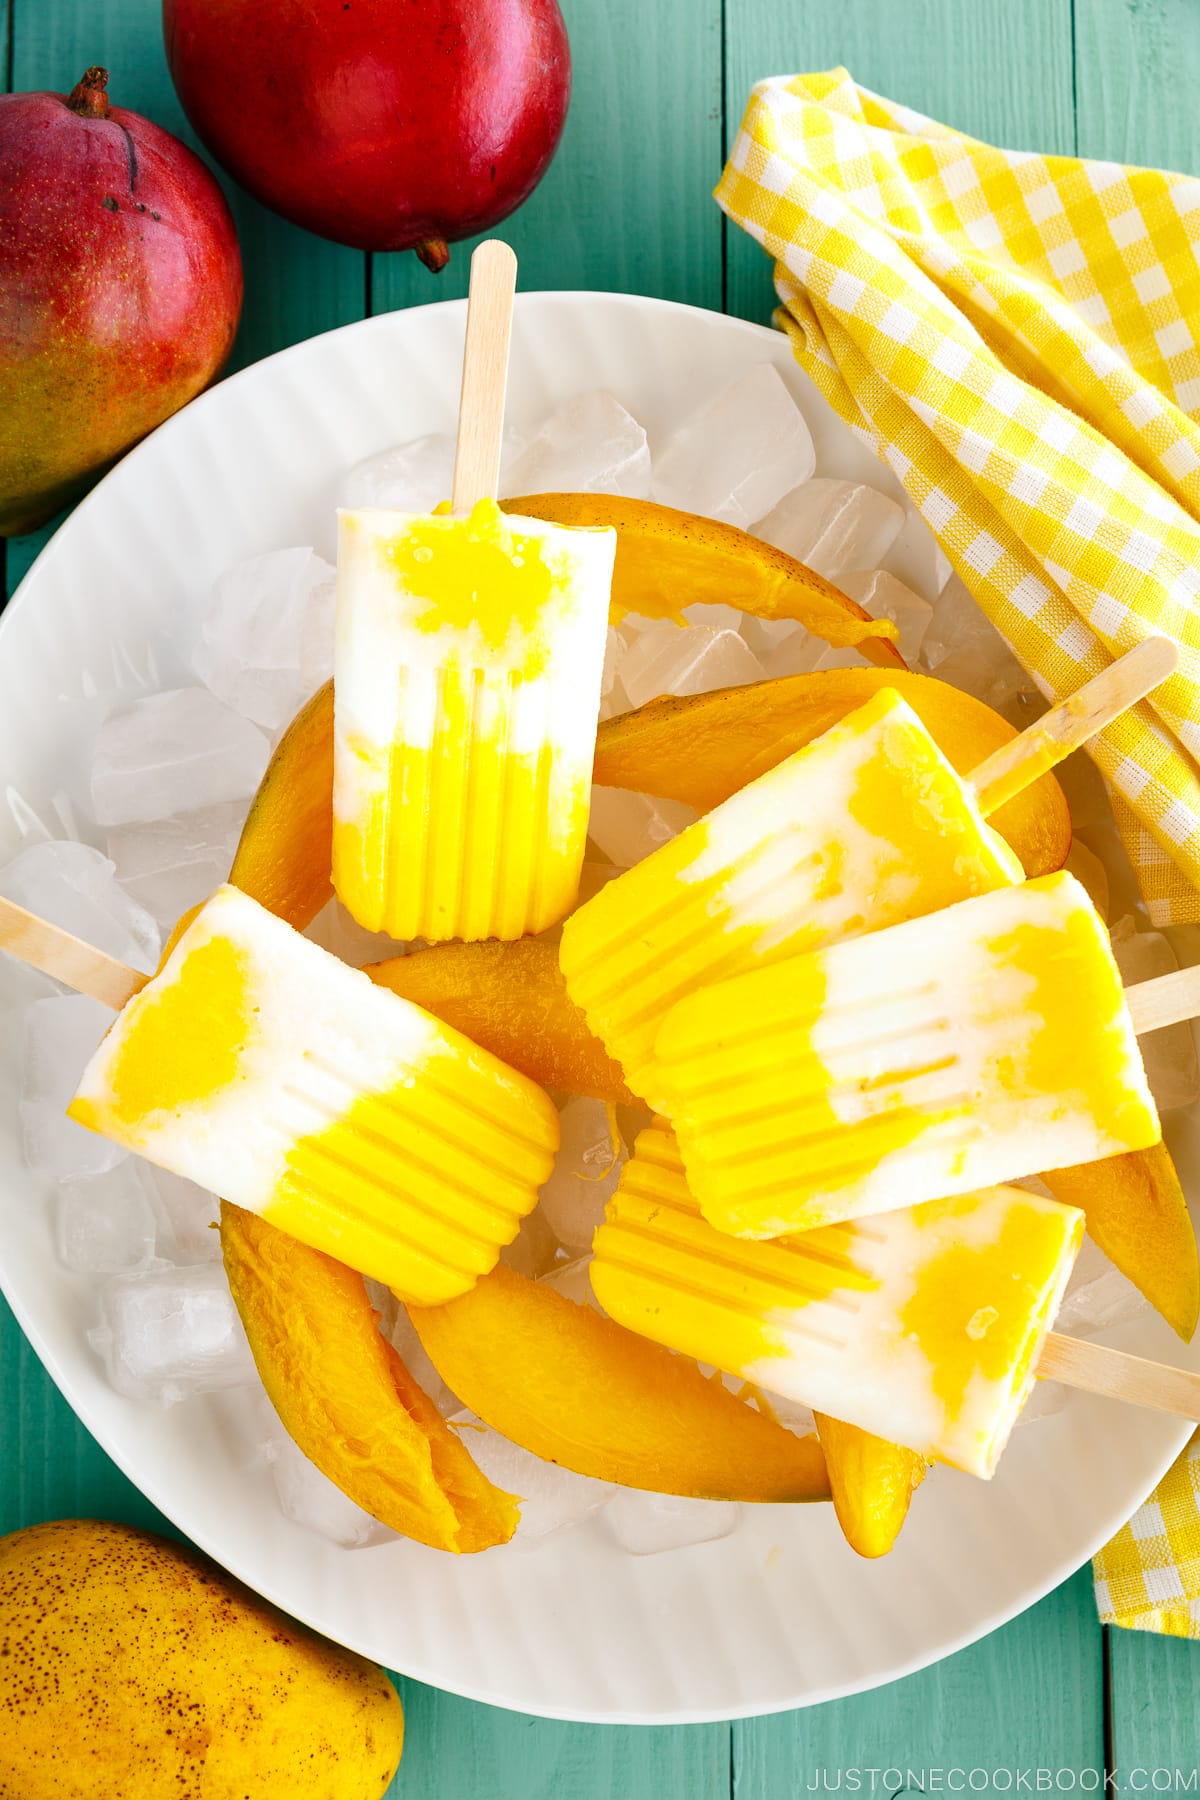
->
591;1125;1083;1480
68;884;559;1302
560;688;1024;1107
332;498;616;943
654;870;1160;1239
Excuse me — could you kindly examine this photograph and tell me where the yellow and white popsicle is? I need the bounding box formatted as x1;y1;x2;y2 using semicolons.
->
68;884;559;1302
560;687;1024;1107
332;240;617;942
333;498;616;941
655;870;1160;1239
591;1125;1083;1479
561;641;1177;1108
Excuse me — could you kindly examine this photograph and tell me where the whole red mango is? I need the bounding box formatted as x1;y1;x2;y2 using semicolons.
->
0;68;242;538
163;0;571;268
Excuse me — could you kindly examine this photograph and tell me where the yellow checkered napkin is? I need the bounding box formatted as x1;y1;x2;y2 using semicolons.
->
1094;1430;1200;1635
717;69;1200;925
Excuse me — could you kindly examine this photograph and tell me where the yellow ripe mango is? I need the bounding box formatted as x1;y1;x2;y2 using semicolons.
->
222;1202;519;1552
592;667;1071;879
814;1414;928;1559
509;492;904;664
0;1518;403;1799
1043;1143;1199;1342
366;934;635;1104
409;1265;831;1503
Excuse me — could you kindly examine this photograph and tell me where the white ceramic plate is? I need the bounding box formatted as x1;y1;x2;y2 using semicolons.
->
1;293;1196;1725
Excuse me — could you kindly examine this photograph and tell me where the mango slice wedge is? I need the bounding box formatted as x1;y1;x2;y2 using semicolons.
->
232;681;334;931
409;1265;831;1502
1043;1144;1199;1342
367;935;635;1104
510;492;904;666
221;1203;519;1552
814;1414;928;1559
593;667;1071;878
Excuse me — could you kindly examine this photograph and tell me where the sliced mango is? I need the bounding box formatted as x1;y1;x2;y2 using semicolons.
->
593;667;1071;879
1043;1144;1199;1342
230;681;335;931
510;492;903;666
409;1265;831;1502
367;935;634;1104
814;1414;928;1559
221;1202;518;1552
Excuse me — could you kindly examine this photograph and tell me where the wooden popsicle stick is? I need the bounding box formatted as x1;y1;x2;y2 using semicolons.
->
450;239;519;514
969;635;1178;818
0;895;145;1010
1125;961;1200;1036
1038;1331;1200;1421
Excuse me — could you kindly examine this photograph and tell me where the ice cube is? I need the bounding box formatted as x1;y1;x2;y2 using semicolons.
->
682;602;745;634
587;788;697;868
605;1491;741;1555
304;897;406;966
576;860;622;904
22;994;129;1180
107;801;245;926
762;624;825;680
0;840;160;972
538;1098;626;1251
813;646;871;671
597;630;629;720
741;615;801;658
753;1388;817;1440
537;1256;601;1309
259;1401;394;1547
1110;919;1200;1112
449;1411;615;1543
1064;839;1111;921
192;548;336;732
653;365;816;529
838;570;933;665
144;1167;221;1264
366;1286;459;1416
90;1262;256;1406
619;621;763;709
883;504;953;603
1055;1235;1148;1337
755;479;904;577
499;1208;562;1280
92;689;270;827
503;390;652;499
55;1165;158;1274
919;578;1035;715
342;434;457;514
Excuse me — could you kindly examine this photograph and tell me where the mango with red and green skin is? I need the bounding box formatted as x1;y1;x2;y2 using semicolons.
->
0;67;242;536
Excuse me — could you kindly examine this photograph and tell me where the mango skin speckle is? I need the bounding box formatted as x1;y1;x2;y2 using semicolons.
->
0;1518;403;1799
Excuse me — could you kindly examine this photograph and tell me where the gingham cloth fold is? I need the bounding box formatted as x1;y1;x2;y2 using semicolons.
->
1094;1430;1200;1635
717;68;1200;926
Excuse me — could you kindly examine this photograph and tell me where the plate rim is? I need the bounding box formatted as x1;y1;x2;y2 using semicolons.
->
0;289;1191;1724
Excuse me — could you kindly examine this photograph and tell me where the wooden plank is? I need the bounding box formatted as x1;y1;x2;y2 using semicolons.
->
1073;2;1200;1782
1106;1629;1199;1787
735;1569;1105;1795
3;0;364;598
1074;0;1200;170
0;1296;171;1537
722;0;1077;324
388;1685;728;1800
372;0;724;317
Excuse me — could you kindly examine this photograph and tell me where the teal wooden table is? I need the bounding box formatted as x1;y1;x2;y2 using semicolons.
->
2;0;1197;1788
